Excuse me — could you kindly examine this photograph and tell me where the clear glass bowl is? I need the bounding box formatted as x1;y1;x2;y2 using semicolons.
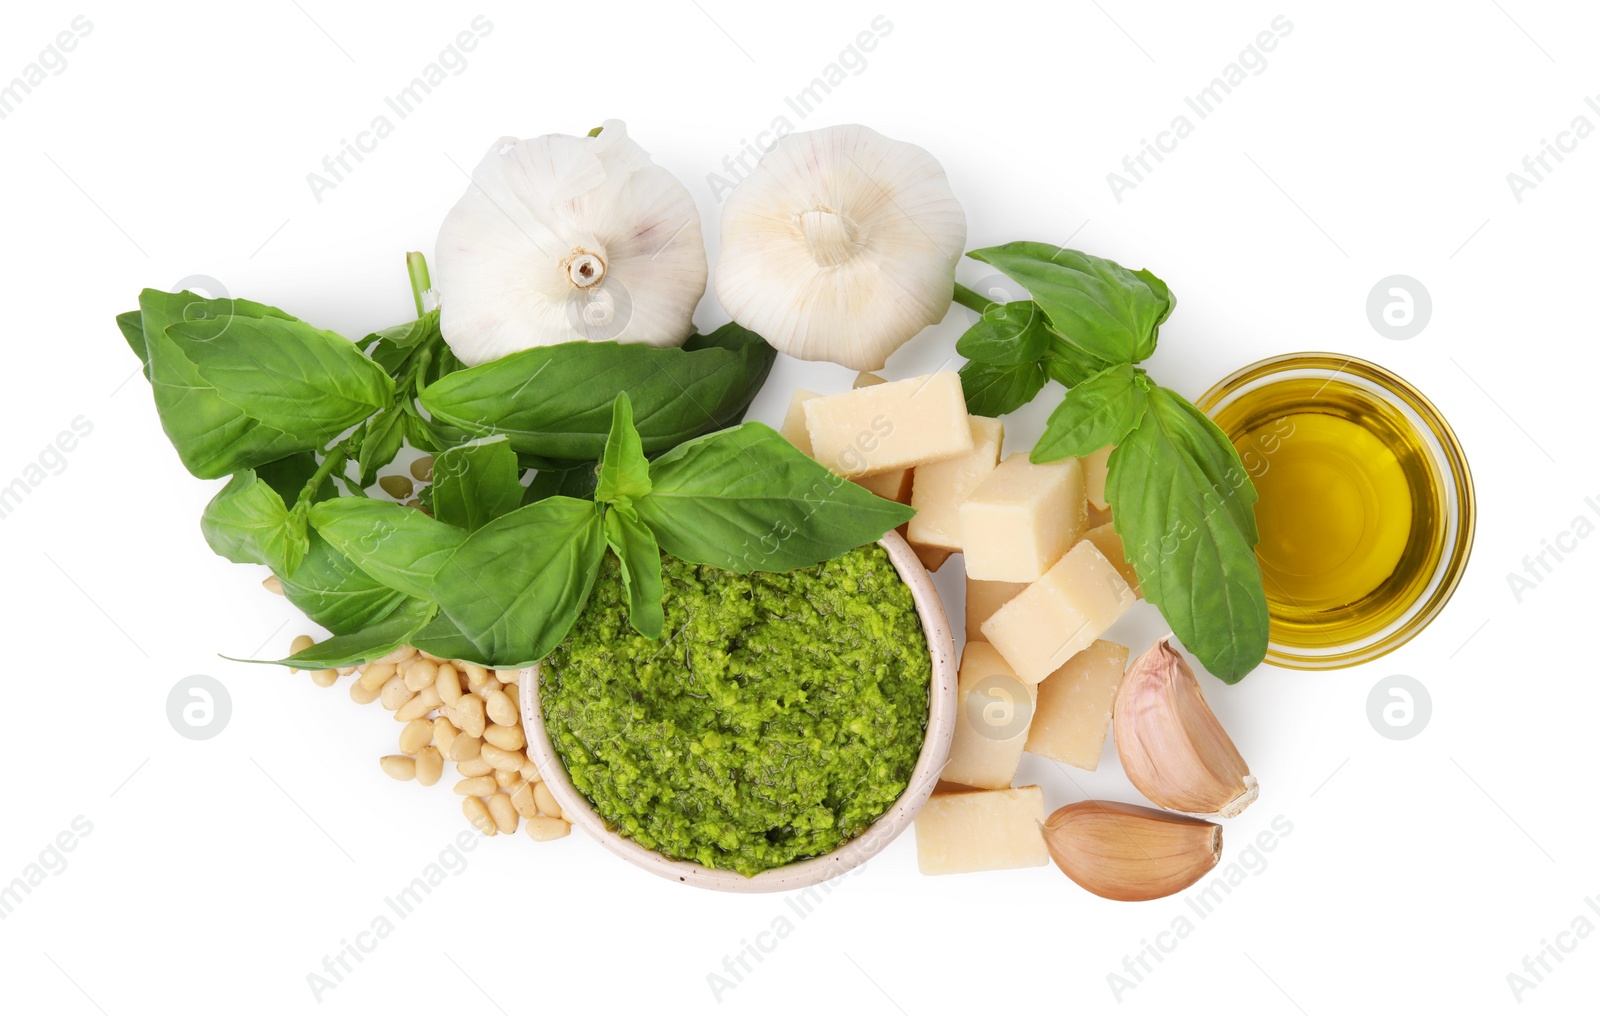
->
1197;353;1476;670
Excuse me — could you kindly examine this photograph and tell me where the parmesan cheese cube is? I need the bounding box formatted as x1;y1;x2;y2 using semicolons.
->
803;371;973;477
853;371;887;388
1082;444;1113;510
981;541;1137;682
915;786;1049;875
964;578;1027;642
779;389;821;457
1083;523;1141;596
1024;639;1130;770
944;643;1036;789
906;416;1004;552
855;467;913;504
959;453;1087;581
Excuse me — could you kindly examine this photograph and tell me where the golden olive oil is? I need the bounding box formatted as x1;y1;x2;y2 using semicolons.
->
1211;377;1445;651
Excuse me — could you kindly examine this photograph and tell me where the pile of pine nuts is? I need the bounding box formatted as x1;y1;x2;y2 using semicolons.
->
289;634;572;843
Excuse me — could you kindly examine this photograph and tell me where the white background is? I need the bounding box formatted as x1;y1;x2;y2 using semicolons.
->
1;1;1596;1013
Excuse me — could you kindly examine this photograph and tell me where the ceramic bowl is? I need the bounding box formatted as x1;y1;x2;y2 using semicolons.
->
519;530;957;892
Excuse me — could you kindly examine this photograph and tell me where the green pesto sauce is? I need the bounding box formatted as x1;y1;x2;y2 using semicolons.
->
541;544;931;877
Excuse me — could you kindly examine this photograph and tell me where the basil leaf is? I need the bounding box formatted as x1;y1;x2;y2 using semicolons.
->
430;437;523;531
117;310;150;378
418;322;775;461
1044;335;1111;388
634;423;914;573
357;409;405;488
133;291;310;478
429;497;606;666
1031;363;1150;463
955;302;1052;365
278;531;414;636
408;613;492;668
164;312;393;439
200;470;308;576
594;394;651;505
604;507;664;638
238;599;437;668
1106;388;1267;682
969;243;1174;364
958;358;1049;417
255;452;337;505
522;463;599;505
309;498;467;601
365;309;440;375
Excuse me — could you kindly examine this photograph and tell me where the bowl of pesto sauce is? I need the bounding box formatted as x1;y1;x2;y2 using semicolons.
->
520;530;957;891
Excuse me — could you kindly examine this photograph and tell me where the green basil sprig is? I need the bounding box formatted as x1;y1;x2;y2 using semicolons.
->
956;243;1267;683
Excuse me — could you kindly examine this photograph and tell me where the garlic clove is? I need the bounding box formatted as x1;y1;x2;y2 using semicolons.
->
435;120;707;366
1114;639;1258;818
715;124;967;372
1043;800;1222;902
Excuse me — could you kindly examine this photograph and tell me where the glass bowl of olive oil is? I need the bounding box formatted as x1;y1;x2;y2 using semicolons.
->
1197;353;1475;670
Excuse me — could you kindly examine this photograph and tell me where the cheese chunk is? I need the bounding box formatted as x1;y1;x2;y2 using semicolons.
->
855;467;913;504
959;453;1087;581
907;416;1004;552
803;372;973;477
944;643;1037;789
965;578;1027;642
779;389;821;457
1083;523;1141;596
982;541;1137;682
911;541;953;572
915;786;1049;875
1024;639;1130;770
1082;444;1113;510
853;371;887;388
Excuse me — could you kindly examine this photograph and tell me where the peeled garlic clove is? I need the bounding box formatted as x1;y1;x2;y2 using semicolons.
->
1043;800;1221;902
435;120;707;366
1114;639;1258;818
715;125;967;371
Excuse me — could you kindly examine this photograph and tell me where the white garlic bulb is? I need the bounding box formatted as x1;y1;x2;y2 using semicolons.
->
434;120;707;366
715;125;967;371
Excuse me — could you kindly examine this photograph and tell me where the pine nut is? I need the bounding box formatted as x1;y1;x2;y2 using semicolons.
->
393;693;434;722
456;757;493;777
403;657;438;692
465;667;489;694
487;793;518;834
450;694;486;738
459;663;489;689
483;724;525;751
289;634;314;672
493;768;518;789
454;776;496;796
374;645;417;666
336;666;356;677
495;669;521;683
481;678;503;696
311;669;338;687
410;455;434;482
533;783;563;820
510;781;539;820
484;689;517;727
433;716;460;750
379;675;414;711
379;475;413;499
462;796;495;836
358;663;395;691
449;732;481;763
350;680;381;705
480;743;526;773
435;664;462;706
399;718;432;755
520;760;541;783
523;817;571;842
415;746;443;786
380;755;415;781
262;575;284;595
